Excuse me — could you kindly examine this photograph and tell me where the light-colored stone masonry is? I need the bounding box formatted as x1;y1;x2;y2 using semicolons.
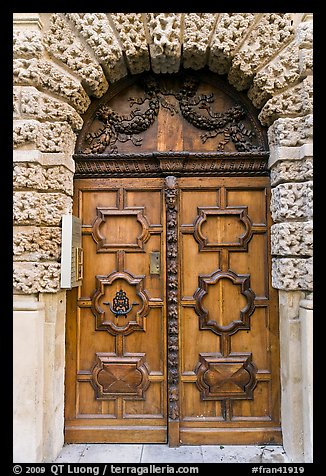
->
13;12;313;463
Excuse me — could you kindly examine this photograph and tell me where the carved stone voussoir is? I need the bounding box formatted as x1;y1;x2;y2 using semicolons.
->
110;13;149;74
64;13;127;83
17;87;83;131
13;58;90;114
248;42;301;109
13;261;61;293
209;13;256;75
259;77;313;126
44;13;109;97
272;257;313;291
183;13;217;70
271;181;313;222
146;14;182;74
13;30;43;59
228;13;295;91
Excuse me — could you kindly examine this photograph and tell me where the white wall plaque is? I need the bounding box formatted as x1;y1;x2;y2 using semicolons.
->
60;215;83;288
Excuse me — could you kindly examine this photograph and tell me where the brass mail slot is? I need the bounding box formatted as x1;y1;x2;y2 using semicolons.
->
150;251;160;275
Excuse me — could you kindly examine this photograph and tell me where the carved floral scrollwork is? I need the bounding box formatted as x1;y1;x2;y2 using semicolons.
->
165;176;179;420
81;74;265;154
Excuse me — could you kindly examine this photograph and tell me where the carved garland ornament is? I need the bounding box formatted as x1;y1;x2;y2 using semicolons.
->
165;176;179;421
82;74;263;154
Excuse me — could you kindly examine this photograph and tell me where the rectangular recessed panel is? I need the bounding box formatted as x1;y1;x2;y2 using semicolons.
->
227;189;266;225
180;189;219;225
82;191;118;224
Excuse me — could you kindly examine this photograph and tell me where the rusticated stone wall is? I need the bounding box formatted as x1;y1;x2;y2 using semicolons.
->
13;12;313;297
13;12;313;463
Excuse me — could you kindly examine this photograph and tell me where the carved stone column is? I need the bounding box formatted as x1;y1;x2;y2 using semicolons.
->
164;176;180;446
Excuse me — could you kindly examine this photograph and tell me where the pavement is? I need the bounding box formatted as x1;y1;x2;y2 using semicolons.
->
54;444;288;464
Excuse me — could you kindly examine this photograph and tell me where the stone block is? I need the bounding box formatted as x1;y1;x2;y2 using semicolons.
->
271;181;313;222
271;221;313;257
13;299;45;462
110;13;150;74
146;13;182;73
278;290;304;462
13;192;72;225
44;13;108;97
272;257;313;291
270;157;313;185
13;262;61;293
209;13;256;75
183;13;217;70
13;226;62;261
259;77;313;126
13;163;73;195
267;115;313;147
299;304;313;462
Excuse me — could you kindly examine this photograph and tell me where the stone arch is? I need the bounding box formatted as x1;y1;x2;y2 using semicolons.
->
13;13;313;463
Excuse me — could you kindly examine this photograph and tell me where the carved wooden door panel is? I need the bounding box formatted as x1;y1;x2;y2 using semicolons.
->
65;178;167;443
177;176;281;444
66;71;281;445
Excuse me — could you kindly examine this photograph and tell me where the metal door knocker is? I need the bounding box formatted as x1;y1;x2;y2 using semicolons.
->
103;289;139;318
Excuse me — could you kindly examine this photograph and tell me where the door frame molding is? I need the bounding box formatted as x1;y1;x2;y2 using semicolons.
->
73;150;269;179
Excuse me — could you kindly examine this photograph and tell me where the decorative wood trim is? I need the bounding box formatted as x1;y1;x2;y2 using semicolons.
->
73;152;269;178
165;176;179;421
90;353;150;400
193;269;256;336
193;206;253;251
195;353;257;401
91;207;151;253
90;269;150;336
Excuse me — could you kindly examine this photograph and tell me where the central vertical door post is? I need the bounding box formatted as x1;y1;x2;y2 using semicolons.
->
165;176;180;447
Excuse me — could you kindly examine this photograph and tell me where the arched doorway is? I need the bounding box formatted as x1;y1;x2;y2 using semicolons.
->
65;71;281;446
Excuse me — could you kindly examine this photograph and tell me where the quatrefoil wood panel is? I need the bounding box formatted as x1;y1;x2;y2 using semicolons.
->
90;270;150;336
91;353;150;400
92;207;151;252
193;269;255;336
195;352;257;400
193;206;253;251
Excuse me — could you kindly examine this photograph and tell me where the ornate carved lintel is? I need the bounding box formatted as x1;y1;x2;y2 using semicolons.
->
73;152;269;178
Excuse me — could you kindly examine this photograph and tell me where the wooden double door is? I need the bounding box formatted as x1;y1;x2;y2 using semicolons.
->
65;175;281;445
